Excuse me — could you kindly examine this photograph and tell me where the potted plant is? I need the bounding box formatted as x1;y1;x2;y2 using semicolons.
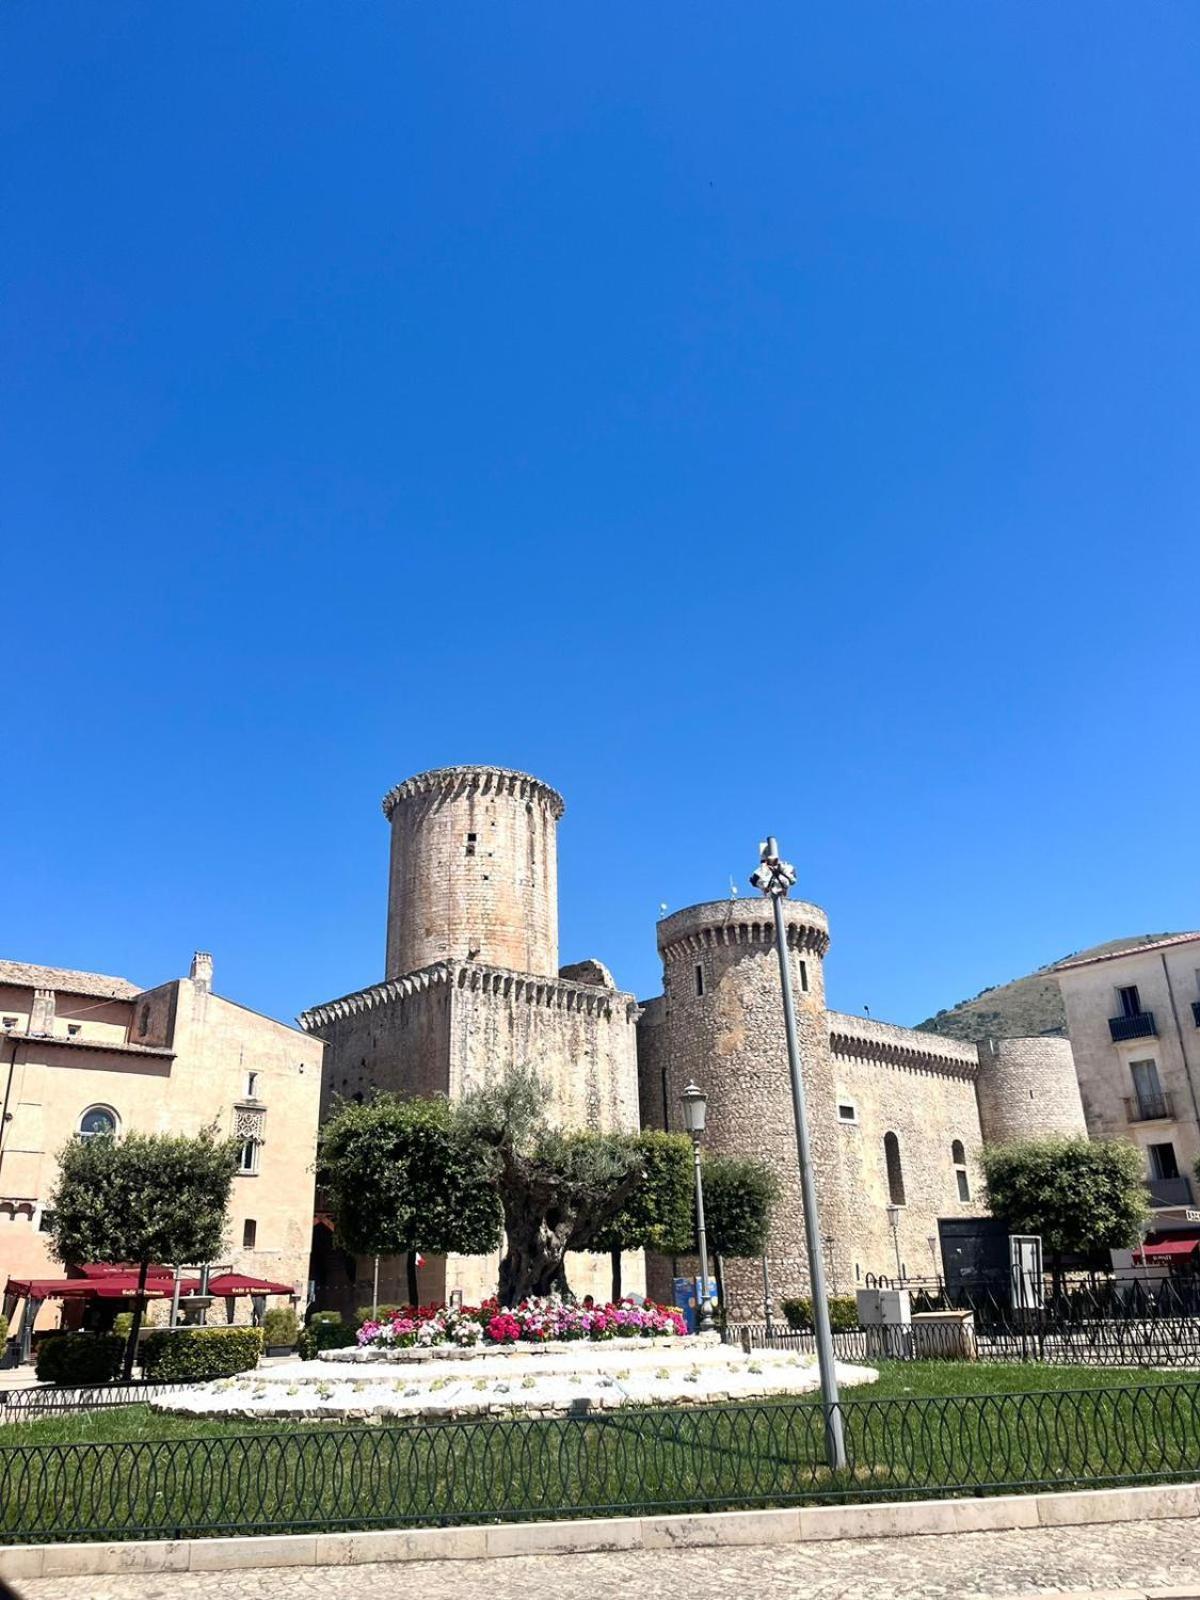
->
261;1304;300;1356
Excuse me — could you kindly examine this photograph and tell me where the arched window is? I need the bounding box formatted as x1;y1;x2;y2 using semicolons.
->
884;1131;906;1206
952;1139;971;1201
79;1105;118;1141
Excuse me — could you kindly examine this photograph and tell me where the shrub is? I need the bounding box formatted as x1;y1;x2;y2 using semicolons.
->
0;1313;9;1347
112;1312;133;1339
35;1332;124;1386
140;1326;263;1381
353;1303;407;1330
781;1296;860;1333
262;1306;299;1348
297;1311;356;1361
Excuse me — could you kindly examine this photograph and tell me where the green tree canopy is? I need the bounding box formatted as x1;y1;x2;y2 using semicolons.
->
455;1064;647;1305
570;1130;694;1299
48;1126;239;1377
701;1154;779;1258
319;1094;502;1302
981;1137;1148;1275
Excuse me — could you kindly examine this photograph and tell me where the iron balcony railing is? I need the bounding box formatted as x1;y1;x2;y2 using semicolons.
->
1110;1011;1157;1042
1148;1175;1194;1206
3;1384;1200;1543
1125;1092;1174;1122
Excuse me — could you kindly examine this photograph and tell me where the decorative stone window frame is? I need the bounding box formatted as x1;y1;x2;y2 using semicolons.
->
78;1104;119;1141
234;1105;265;1176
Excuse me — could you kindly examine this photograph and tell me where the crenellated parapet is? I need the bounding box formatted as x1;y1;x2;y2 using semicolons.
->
657;899;830;964
828;1011;979;1081
381;765;565;822
300;959;639;1035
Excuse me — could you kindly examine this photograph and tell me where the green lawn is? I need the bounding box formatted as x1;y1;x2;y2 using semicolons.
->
1;1362;1198;1544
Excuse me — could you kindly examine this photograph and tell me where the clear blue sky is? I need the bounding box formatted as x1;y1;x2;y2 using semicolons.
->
4;5;1198;1028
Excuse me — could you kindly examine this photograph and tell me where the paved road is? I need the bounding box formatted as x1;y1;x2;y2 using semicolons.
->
17;1520;1200;1600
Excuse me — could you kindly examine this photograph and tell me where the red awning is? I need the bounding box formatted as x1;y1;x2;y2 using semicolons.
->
1134;1239;1200;1261
206;1273;295;1297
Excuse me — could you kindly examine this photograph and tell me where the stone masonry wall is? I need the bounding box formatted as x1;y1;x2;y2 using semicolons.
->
383;767;563;980
975;1035;1087;1146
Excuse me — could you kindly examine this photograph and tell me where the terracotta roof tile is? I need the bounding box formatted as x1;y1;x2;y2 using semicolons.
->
0;959;142;1001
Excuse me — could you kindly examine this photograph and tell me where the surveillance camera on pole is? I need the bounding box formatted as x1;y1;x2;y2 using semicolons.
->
750;834;846;1473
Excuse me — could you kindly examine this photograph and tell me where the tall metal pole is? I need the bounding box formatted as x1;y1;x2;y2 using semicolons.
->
755;839;847;1472
690;1137;716;1334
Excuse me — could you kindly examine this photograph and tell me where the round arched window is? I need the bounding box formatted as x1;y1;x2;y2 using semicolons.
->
78;1106;118;1141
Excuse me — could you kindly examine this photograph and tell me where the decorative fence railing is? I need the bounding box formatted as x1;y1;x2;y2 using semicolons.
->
0;1380;200;1423
2;1384;1200;1543
732;1315;1200;1366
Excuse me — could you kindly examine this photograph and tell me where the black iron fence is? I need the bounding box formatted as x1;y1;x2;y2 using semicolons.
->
734;1317;1200;1366
1;1384;1199;1543
0;1380;200;1423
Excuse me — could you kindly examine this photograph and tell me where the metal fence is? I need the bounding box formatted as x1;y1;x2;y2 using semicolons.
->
0;1380;200;1423
1;1383;1199;1543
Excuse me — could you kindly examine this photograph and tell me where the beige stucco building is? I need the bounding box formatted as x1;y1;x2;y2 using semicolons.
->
1055;933;1200;1210
0;954;323;1332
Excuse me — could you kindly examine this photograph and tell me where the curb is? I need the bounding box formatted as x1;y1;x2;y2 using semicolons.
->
1;1480;1198;1580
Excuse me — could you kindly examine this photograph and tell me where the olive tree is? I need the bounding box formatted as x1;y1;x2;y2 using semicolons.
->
571;1130;694;1300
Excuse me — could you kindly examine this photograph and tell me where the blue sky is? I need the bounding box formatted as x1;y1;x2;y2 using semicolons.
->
3;4;1198;1028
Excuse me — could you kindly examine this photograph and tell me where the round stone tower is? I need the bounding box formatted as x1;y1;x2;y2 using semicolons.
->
382;765;565;979
652;897;850;1317
975;1035;1087;1145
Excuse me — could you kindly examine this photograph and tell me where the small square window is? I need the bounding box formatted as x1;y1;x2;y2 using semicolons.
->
242;1219;257;1249
466;832;477;857
246;1071;260;1100
67;1024;81;1037
2;1018;16;1030
837;1102;857;1124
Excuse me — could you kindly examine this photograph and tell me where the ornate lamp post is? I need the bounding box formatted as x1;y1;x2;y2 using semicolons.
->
749;837;847;1472
680;1081;717;1335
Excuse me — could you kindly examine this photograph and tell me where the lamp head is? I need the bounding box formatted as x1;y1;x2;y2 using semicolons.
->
680;1080;707;1137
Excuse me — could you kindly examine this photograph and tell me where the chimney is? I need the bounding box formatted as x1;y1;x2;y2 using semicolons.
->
30;989;56;1034
190;952;213;993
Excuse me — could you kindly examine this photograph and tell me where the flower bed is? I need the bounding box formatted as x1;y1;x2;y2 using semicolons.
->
356;1296;686;1350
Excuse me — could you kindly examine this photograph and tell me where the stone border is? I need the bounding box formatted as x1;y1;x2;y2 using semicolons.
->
3;1480;1199;1580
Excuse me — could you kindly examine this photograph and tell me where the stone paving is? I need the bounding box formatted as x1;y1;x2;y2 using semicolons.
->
16;1519;1200;1600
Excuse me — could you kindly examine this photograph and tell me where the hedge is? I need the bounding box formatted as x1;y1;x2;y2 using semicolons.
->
781;1296;860;1333
35;1332;125;1386
298;1311;356;1362
140;1327;263;1381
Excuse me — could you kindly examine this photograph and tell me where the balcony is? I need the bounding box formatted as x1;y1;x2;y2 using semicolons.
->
1192;1000;1200;1027
1109;1011;1157;1043
1147;1176;1194;1207
1125;1092;1175;1123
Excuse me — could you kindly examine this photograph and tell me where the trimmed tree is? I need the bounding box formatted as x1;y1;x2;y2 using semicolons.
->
699;1155;780;1313
571;1131;694;1301
455;1065;648;1305
982;1137;1148;1291
319;1094;502;1305
47;1127;239;1379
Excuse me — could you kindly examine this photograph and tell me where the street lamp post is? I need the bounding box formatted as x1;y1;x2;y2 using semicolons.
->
680;1081;717;1335
750;838;847;1472
886;1203;904;1282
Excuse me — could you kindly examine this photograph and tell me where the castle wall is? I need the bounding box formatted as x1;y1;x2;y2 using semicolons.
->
828;1014;985;1289
975;1035;1087;1145
383;767;563;980
302;969;454;1119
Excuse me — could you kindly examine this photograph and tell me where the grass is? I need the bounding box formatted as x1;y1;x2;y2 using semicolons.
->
2;1361;1199;1543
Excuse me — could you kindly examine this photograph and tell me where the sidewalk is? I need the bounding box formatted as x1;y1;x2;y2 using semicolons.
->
14;1520;1200;1600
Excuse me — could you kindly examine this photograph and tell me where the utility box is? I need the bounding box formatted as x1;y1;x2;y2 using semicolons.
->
856;1287;912;1358
673;1276;718;1336
911;1309;977;1361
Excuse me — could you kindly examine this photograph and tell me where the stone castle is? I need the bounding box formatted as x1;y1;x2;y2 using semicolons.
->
302;764;1087;1319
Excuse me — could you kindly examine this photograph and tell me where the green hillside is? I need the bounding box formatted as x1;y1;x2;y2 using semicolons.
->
915;933;1185;1045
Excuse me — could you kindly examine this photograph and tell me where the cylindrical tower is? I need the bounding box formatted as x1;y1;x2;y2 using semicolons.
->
650;898;850;1318
975;1036;1087;1144
382;765;565;979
